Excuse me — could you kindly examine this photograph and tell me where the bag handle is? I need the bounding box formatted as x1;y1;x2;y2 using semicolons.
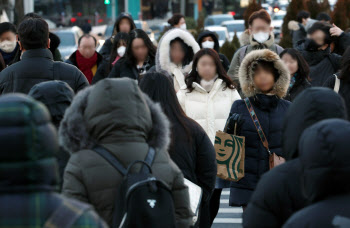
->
334;74;340;93
244;98;271;155
223;116;238;135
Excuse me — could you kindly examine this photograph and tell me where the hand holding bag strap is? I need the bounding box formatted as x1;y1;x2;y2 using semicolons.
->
243;98;271;155
224;116;238;135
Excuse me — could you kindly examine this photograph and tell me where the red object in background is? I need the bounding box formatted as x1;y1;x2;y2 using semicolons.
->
98;18;104;23
88;19;91;23
77;12;82;17
229;11;236;16
70;17;77;23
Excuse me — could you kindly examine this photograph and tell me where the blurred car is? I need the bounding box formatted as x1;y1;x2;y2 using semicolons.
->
204;14;234;27
150;22;169;41
272;10;286;38
204;26;230;47
262;3;273;15
221;20;245;41
54;26;83;60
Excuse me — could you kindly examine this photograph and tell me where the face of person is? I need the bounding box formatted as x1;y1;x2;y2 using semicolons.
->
0;31;16;42
253;66;275;93
249;18;272;34
78;36;96;59
131;38;148;63
308;30;328;50
119;18;131;33
281;53;298;75
170;40;185;65
174;17;186;28
197;54;217;81
302;17;309;26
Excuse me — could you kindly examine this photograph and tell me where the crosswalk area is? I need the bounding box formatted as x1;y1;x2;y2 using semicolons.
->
212;189;243;228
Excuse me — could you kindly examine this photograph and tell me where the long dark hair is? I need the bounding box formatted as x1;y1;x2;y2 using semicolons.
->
338;47;350;82
125;29;156;66
185;48;235;92
170;37;194;66
280;48;311;84
139;72;194;147
109;32;129;71
113;13;136;35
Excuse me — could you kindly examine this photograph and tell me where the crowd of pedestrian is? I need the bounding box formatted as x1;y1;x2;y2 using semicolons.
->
0;8;350;228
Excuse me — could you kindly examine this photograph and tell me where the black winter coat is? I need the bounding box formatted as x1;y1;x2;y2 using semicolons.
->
296;41;341;87
324;75;350;121
333;32;350;56
0;49;88;94
197;30;230;72
99;38;113;58
285;79;311;102
169;119;216;228
243;88;347;228
229;94;290;206
92;58;111;84
108;57;155;81
283;119;350;228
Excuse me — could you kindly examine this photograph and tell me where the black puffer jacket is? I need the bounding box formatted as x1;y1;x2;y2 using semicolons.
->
197;30;230;72
324;74;350;121
285;78;311;102
296;40;341;87
243;88;347;228
283;119;350;228
0;49;88;94
28;80;75;185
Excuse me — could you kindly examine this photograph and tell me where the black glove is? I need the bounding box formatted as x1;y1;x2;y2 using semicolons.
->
226;113;244;135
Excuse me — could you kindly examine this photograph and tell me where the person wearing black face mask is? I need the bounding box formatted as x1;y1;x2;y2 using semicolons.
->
296;22;341;87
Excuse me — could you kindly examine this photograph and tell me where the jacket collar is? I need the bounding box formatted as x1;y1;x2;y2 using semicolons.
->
68;50;103;66
21;48;53;60
192;78;223;94
249;31;275;48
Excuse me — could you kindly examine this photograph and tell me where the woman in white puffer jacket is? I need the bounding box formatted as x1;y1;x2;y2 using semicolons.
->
155;28;200;92
177;48;241;144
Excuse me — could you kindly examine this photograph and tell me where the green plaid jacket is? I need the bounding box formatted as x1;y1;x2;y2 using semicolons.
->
0;192;108;228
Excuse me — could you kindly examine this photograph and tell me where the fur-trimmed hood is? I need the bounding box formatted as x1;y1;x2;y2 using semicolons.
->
239;29;251;46
156;28;200;75
239;49;290;98
59;78;170;154
239;30;276;48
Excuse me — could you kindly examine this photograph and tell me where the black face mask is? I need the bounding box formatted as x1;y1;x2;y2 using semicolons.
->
304;38;323;52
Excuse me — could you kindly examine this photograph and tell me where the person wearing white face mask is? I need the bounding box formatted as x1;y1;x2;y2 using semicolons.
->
0;22;19;72
228;9;284;95
168;13;187;30
92;32;129;84
197;30;230;72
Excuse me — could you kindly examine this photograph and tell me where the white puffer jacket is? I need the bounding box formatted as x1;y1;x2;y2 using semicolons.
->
177;79;241;144
156;28;200;92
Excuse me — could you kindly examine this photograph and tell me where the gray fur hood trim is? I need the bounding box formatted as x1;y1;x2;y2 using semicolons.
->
239;49;290;98
59;84;170;154
156;28;200;74
239;29;251;46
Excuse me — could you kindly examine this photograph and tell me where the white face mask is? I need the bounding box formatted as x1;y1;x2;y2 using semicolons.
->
117;46;126;57
202;40;215;49
253;32;270;44
0;40;17;53
180;23;187;30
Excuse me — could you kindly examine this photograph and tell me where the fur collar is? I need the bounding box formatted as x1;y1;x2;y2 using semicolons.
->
156;28;200;75
59;83;170;154
239;49;290;98
249;31;275;48
239;29;251;46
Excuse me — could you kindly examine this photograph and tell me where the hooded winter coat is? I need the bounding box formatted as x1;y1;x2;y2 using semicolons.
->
0;94;107;228
28;80;75;187
155;28;200;92
227;32;284;88
242;88;347;228
197;30;230;72
228;49;291;206
99;13;136;58
283;119;350;228
60;78;193;227
177;79;241;144
288;20;317;48
296;40;341;87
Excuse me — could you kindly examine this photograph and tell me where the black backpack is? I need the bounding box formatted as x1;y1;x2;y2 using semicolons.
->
94;145;177;228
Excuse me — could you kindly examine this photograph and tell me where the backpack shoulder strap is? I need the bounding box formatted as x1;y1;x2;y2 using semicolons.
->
93;145;127;176
43;198;91;228
334;74;340;93
239;46;248;65
243;98;271;154
275;44;284;55
141;147;156;173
